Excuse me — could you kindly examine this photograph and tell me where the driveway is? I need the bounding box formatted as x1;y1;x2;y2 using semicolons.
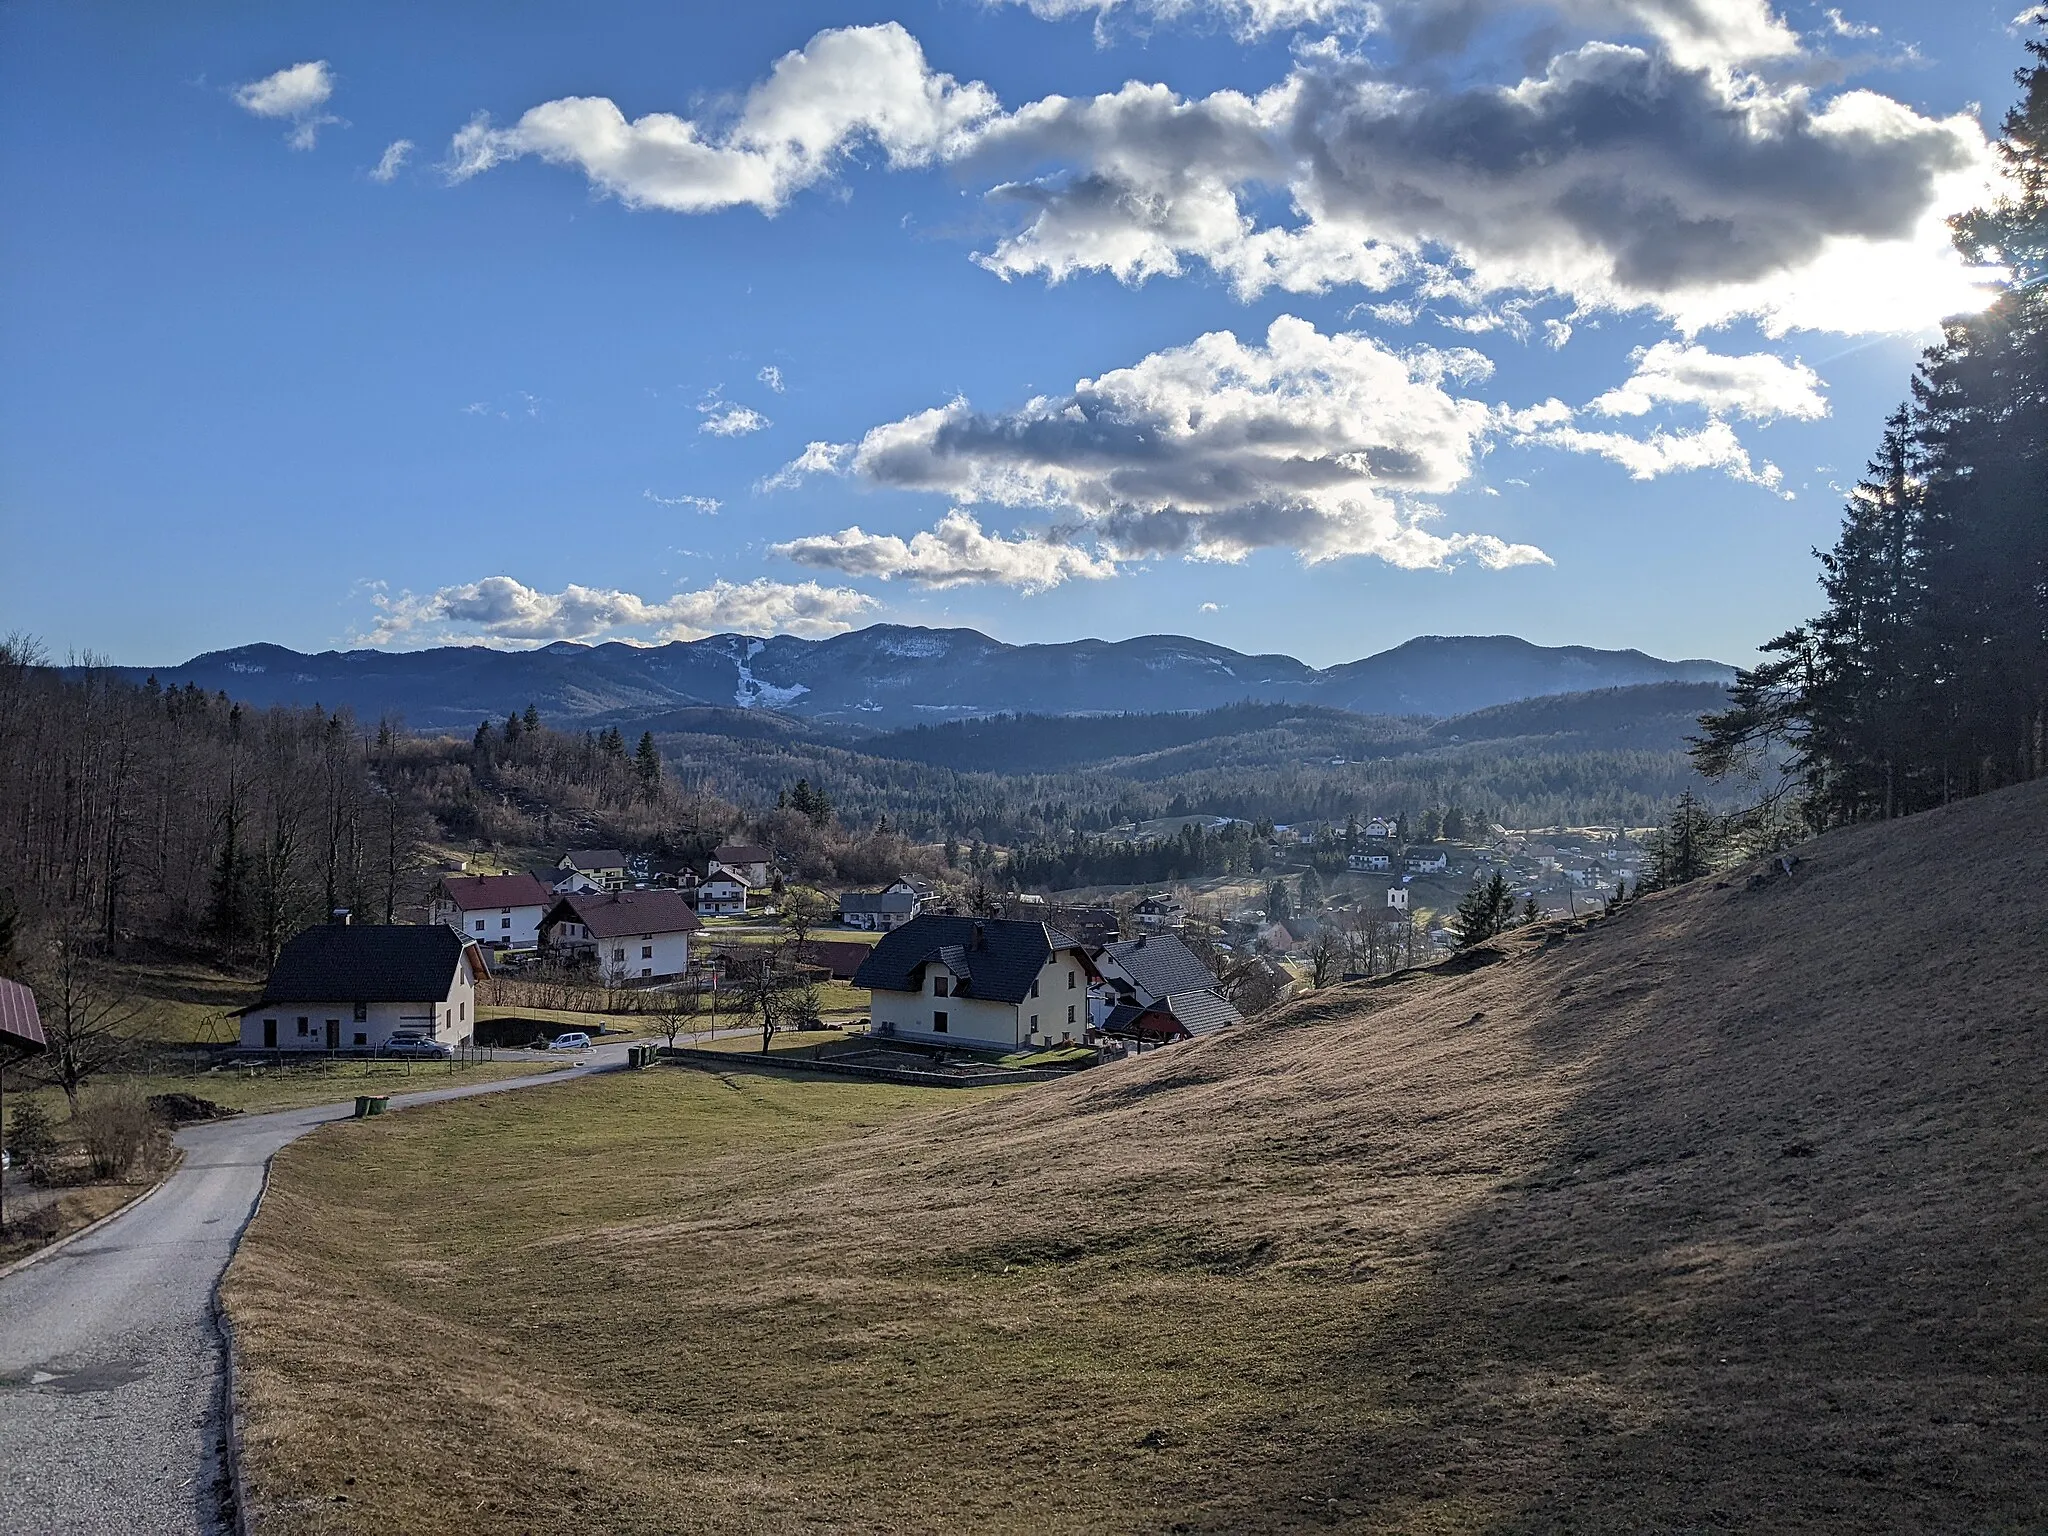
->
0;1044;630;1536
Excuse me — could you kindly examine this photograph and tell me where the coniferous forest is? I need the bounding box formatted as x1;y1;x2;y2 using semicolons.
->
1696;45;2048;824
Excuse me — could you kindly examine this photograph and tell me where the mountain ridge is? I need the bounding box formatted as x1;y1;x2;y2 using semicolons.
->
107;625;1735;732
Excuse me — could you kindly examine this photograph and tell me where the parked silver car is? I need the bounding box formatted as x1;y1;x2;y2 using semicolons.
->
380;1035;453;1060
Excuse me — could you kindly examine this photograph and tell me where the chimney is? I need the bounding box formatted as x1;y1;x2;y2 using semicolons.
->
331;907;351;926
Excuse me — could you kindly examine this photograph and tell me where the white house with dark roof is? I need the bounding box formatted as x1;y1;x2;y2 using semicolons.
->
430;871;553;950
711;844;774;886
839;886;922;931
853;915;1097;1050
540;889;702;982
238;917;488;1053
691;871;750;917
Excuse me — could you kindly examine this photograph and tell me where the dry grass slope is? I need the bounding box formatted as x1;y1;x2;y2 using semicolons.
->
227;779;2048;1533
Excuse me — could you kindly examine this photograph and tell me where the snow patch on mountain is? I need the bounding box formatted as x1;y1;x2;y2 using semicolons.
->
730;638;810;710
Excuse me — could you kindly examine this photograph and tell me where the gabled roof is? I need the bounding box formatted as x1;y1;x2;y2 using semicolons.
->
1099;933;1221;1002
439;872;553;911
544;889;703;940
1161;989;1241;1035
560;849;629;870
700;868;753;889
1101;989;1237;1040
714;844;774;865
854;915;1083;1006
840;888;920;914
253;924;474;1007
0;976;46;1052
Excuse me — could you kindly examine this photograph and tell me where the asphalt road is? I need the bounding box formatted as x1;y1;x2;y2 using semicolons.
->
0;1045;630;1536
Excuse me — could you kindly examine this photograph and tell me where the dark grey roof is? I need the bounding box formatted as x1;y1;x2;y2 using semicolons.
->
1162;990;1241;1035
1099;934;1220;1003
561;849;629;869
840;889;921;915
714;844;773;865
544;890;703;940
853;915;1081;1005
254;924;470;1007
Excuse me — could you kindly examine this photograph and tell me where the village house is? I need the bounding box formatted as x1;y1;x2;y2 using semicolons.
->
840;886;922;931
540;889;702;982
1133;893;1188;930
691;870;751;917
1090;932;1241;1043
0;975;47;1059
854;915;1097;1051
558;849;630;890
238;914;487;1053
711;844;774;886
430;871;553;951
1404;846;1451;874
1363;817;1395;840
1347;849;1393;873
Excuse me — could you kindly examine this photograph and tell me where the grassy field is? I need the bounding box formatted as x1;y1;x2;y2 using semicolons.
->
225;778;2048;1533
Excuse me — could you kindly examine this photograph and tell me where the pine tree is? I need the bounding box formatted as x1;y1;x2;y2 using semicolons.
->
1298;867;1323;912
522;703;540;733
1453;870;1513;947
634;732;661;790
1266;878;1293;920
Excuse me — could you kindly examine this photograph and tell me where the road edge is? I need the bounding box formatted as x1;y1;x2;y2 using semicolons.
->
0;1149;186;1284
212;1149;274;1536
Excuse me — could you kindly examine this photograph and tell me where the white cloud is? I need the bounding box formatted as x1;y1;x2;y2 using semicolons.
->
758;439;855;491
1501;405;1788;491
370;139;414;182
1199;600;1223;612
967;43;1997;333
361;575;874;646
784;315;1551;584
757;365;786;392
1824;8;1881;39
775;509;1119;591
444;23;995;213
1590;341;1828;421
644;490;722;513
1000;0;1800;67
699;404;770;436
233;61;340;150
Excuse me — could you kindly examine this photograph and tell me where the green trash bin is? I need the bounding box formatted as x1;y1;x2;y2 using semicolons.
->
364;1095;390;1117
353;1095;372;1119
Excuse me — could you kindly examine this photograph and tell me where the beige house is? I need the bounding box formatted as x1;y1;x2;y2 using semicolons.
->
239;916;488;1052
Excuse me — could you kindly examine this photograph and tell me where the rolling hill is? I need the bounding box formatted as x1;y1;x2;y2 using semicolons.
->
224;776;2048;1532
106;627;1733;732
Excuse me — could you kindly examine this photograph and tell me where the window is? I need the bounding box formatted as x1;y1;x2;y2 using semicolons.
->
459;1001;465;1020
1068;1005;1076;1025
1031;978;1040;997
642;967;652;978
294;1018;307;1036
502;917;512;930
353;1032;367;1047
500;907;510;915
932;1010;948;1034
1068;970;1076;989
641;945;653;959
474;919;486;932
353;1001;367;1022
933;976;949;997
613;947;626;962
1030;1014;1038;1031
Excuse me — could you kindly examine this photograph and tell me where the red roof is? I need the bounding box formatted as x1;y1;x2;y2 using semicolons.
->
0;976;48;1052
440;872;554;911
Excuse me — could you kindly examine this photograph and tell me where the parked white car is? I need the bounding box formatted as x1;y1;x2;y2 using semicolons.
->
546;1031;593;1051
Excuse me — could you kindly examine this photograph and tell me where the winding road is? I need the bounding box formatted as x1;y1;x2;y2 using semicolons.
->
0;1045;631;1536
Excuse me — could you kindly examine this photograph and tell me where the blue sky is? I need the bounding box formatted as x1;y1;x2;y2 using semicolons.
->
0;0;2030;667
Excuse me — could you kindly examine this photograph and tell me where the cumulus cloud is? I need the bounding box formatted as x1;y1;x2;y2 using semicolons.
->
1499;400;1787;490
699;403;770;436
233;61;341;150
969;41;1995;332
1001;0;1799;66
361;575;874;646
370;139;414;182
780;315;1551;586
775;510;1119;591
758;365;786;392
444;23;995;213
1589;341;1827;421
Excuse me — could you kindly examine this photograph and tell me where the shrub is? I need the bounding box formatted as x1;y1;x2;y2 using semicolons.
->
74;1086;172;1181
5;1093;57;1181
